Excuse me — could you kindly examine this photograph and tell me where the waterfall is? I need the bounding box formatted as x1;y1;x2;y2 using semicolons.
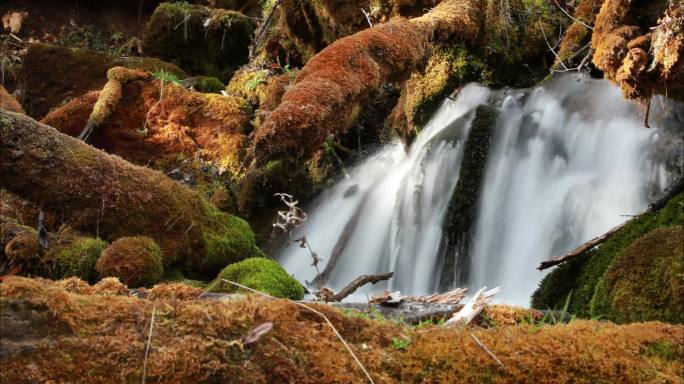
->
277;75;678;304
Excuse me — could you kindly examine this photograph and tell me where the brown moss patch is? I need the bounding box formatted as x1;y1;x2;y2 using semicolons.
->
0;85;24;114
96;236;164;288
591;0;683;101
1;276;683;383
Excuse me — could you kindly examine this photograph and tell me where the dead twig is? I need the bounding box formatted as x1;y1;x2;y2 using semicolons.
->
141;302;157;384
318;272;394;302
470;334;505;368
220;279;375;384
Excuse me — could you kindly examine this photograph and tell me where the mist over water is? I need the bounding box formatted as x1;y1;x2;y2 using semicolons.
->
277;75;677;305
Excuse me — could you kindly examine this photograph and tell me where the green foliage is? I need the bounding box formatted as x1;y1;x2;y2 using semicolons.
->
640;340;677;361
151;69;182;85
532;191;684;320
392;336;412;351
209;257;305;300
246;75;267;91
54;238;108;283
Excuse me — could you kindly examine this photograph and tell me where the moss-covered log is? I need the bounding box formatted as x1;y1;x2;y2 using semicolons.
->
1;276;683;383
0;111;261;275
252;0;482;166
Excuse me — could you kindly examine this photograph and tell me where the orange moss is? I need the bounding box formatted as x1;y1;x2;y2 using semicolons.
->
42;77;252;172
0;85;24;114
143;282;205;301
591;0;683;101
1;276;683;383
96;236;164;288
556;0;606;65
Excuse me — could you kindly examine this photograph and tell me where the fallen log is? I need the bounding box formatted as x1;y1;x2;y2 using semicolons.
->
445;286;501;325
538;175;684;270
0;111;261;274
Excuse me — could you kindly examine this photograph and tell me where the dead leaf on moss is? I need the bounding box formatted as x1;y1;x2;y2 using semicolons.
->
2;12;28;34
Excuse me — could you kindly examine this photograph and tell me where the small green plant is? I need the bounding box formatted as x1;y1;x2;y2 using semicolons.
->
110;31;124;42
150;69;182;85
246;76;267;90
392;336;411;351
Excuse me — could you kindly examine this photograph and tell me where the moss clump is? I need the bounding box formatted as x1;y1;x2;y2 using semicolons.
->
143;2;255;82
533;191;684;318
589;226;684;323
194;76;225;93
209;257;304;300
96;236;164;288
197;204;265;274
54;238;109;283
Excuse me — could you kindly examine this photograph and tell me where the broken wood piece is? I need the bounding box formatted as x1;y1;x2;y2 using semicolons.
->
445;286;501;325
405;288;468;305
316;272;394;302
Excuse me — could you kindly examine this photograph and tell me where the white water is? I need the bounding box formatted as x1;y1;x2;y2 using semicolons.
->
277;75;673;304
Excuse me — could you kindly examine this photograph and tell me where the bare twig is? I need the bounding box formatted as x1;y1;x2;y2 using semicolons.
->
141;302;157;384
220;279;375;384
539;19;569;71
470;334;505;368
361;8;373;28
552;0;593;30
319;272;394;302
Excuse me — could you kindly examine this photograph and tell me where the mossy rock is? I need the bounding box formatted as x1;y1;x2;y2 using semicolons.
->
532;191;684;317
194;76;225;93
209;257;304;300
54;238;109;283
143;2;254;82
589;226;684;324
96;236;164;288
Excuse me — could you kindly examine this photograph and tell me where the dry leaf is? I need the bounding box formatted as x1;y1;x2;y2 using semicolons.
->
3;12;28;34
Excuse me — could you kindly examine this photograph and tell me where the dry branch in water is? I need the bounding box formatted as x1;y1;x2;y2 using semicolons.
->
538;175;684;270
316;272;394;302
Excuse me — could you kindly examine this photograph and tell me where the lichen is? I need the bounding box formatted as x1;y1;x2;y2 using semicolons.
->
209;257;304;300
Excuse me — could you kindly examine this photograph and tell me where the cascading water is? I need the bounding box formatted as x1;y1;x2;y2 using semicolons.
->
277;74;679;304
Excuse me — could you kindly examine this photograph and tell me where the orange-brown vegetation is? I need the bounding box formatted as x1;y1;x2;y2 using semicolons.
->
0;111;261;276
42;76;251;171
18;44;187;119
0;85;24;114
591;0;683;101
556;0;606;66
1;276;682;383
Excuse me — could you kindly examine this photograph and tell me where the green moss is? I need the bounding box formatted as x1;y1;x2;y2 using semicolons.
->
209;257;304;300
532;192;684;318
54;238;108;283
640;340;678;361
194;76;225;93
143;3;255;82
439;105;498;288
589;226;684;323
196;201;264;274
